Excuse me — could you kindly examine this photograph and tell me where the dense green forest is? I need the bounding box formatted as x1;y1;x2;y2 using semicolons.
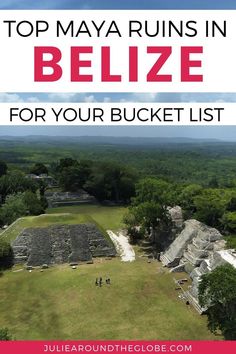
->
2;136;236;186
1;136;236;251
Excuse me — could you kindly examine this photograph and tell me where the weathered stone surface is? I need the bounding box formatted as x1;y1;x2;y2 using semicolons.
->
213;239;226;252
160;219;199;267
167;206;183;229
186;249;236;312
12;224;116;266
27;228;52;266
181;223;223;268
42;264;49;269
162;216;233;313
161;219;223;268
69;225;92;263
45;190;97;208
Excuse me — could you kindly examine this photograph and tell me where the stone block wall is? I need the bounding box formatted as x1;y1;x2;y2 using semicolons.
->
12;223;116;267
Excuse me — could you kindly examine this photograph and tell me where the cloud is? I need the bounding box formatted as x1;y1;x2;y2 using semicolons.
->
0;93;42;103
27;96;40;103
47;93;96;102
0;92;236;104
129;93;158;102
46;92;117;103
128;92;236;103
0;93;23;102
180;93;236;103
83;95;96;102
47;93;78;102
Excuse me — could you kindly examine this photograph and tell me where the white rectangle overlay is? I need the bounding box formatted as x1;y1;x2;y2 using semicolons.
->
0;102;235;125
0;10;235;92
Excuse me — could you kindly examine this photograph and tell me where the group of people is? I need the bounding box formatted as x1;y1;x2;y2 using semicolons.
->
95;277;111;287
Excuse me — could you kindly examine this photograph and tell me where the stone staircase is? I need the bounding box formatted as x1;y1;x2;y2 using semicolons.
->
160;253;181;267
182;240;213;267
183;250;203;267
160;219;200;267
160;218;225;313
160;253;171;266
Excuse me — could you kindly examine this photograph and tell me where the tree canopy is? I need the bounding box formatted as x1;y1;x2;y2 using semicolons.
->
193;189;230;228
30;163;48;176
0;160;7;178
0;170;37;203
0;191;46;226
199;264;236;340
0;328;12;340
55;157;136;203
124;178;173;248
0;239;13;269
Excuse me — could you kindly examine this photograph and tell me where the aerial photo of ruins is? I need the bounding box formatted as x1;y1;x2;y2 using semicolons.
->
0;133;236;341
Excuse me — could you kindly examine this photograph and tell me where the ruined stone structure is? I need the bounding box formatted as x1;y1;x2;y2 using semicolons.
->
160;219;223;269
45;190;97;208
150;206;183;251
26;174;57;187
167;205;183;230
187;249;236;312
160;218;236;312
12;224;116;267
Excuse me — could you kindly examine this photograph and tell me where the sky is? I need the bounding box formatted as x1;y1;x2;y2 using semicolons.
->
0;0;236;138
1;1;236;10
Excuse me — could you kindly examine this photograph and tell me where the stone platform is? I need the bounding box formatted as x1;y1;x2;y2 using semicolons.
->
12;224;116;267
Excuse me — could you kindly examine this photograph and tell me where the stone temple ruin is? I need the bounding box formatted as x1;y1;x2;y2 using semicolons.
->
160;217;236;313
188;248;236;312
12;224;116;267
45;190;97;208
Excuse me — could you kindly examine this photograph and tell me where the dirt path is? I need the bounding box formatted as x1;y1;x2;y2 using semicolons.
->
107;230;135;262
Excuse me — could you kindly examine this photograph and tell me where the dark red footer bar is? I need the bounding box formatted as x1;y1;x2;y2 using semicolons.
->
0;341;236;354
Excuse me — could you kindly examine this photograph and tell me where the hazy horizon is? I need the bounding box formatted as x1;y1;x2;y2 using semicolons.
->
1;126;236;141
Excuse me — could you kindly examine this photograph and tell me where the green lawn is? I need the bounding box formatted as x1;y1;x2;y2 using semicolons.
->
0;258;217;340
47;205;127;231
0;205;126;244
0;205;219;340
